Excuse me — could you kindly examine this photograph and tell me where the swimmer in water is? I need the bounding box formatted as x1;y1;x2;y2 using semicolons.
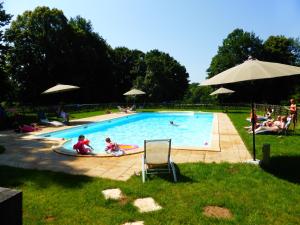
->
170;121;179;126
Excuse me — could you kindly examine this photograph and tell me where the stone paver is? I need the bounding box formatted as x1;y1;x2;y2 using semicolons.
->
133;197;162;213
102;188;124;200
122;221;144;225
0;112;252;181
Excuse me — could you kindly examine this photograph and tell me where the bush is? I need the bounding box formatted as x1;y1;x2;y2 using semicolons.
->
0;145;5;154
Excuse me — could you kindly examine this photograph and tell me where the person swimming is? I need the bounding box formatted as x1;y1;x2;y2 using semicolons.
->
169;121;179;126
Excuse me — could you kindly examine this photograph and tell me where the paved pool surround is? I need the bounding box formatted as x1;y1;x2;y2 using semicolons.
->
0;112;251;181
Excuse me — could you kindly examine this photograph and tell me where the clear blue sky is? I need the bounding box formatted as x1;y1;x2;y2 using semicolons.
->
5;0;300;83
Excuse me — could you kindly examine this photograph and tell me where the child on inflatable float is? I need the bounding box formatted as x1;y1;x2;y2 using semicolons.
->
105;137;124;156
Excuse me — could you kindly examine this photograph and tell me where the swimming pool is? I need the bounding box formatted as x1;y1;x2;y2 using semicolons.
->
39;112;214;154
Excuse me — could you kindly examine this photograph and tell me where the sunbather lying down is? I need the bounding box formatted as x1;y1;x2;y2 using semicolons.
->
249;116;288;134
117;105;136;113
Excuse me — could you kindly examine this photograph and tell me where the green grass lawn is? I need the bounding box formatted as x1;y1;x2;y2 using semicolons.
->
228;110;300;157
1;163;300;225
1;109;300;224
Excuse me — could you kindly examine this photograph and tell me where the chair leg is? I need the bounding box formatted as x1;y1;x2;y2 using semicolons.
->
170;161;177;182
142;155;146;183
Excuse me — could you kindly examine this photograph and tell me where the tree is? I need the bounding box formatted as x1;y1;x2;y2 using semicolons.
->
135;50;189;102
207;28;263;78
0;2;12;102
183;83;216;104
67;16;112;102
263;35;299;65
5;8;113;103
5;6;71;102
111;47;146;101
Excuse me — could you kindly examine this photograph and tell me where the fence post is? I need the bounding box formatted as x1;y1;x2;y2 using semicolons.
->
262;144;270;166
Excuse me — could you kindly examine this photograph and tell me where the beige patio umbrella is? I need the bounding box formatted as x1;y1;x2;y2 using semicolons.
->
210;87;235;113
124;88;146;104
123;89;146;96
201;59;300;86
200;58;300;161
42;84;80;94
210;87;235;96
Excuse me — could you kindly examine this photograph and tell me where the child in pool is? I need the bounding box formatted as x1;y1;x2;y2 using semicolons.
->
169;121;179;126
73;135;93;155
105;137;124;156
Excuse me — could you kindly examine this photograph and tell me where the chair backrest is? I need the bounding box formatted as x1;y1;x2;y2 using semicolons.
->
144;139;171;165
285;117;292;129
38;111;47;120
117;106;124;111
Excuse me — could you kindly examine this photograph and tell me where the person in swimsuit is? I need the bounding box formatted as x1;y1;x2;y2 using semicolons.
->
105;137;124;156
105;137;119;152
73;135;93;155
289;98;297;130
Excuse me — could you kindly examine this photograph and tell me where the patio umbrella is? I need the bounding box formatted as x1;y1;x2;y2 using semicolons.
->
123;89;146;104
210;87;235;96
210;87;235;113
42;84;80;94
200;58;300;161
123;89;145;96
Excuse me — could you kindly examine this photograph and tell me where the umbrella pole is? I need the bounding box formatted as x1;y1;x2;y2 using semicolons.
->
251;100;256;161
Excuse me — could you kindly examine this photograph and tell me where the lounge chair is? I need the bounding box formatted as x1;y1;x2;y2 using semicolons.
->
142;139;177;183
254;117;292;135
38;112;64;127
128;105;136;112
283;117;292;135
117;106;127;113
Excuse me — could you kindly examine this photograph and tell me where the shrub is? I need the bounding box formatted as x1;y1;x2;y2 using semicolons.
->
0;145;5;154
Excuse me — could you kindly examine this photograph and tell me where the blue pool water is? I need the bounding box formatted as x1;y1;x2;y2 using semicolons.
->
39;112;214;154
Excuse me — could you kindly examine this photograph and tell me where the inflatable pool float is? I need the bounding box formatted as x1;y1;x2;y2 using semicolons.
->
118;144;139;151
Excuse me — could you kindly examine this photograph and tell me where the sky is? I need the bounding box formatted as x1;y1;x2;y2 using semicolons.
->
4;0;300;83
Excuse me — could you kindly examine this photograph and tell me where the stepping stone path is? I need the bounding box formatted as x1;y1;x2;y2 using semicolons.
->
133;197;162;213
102;188;123;200
122;221;144;225
102;188;161;225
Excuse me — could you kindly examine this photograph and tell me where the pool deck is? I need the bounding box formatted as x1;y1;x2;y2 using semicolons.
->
0;112;251;181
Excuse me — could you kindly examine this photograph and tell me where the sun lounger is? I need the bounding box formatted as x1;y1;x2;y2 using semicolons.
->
38;112;64;127
117;106;127;113
142;139;177;183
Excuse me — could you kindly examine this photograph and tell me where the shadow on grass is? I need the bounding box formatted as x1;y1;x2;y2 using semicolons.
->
227;111;249;114
260;156;300;184
0;165;93;189
147;164;194;183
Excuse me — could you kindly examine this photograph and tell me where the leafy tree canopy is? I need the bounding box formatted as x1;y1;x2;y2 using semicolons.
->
206;28;263;78
0;2;12;102
183;83;216;104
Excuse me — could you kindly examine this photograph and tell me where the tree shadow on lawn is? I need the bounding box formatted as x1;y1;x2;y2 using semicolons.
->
260;155;300;184
0;132;95;189
0;165;93;190
146;164;194;183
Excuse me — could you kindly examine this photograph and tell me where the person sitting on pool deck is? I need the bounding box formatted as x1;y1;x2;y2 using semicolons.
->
105;137;124;156
73;135;93;155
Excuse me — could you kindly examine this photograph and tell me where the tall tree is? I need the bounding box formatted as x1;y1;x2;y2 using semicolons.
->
263;35;299;65
207;28;263;78
183;83;216;104
5;6;71;102
67;16;112;102
135;50;189;102
111;47;146;101
0;2;12;102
